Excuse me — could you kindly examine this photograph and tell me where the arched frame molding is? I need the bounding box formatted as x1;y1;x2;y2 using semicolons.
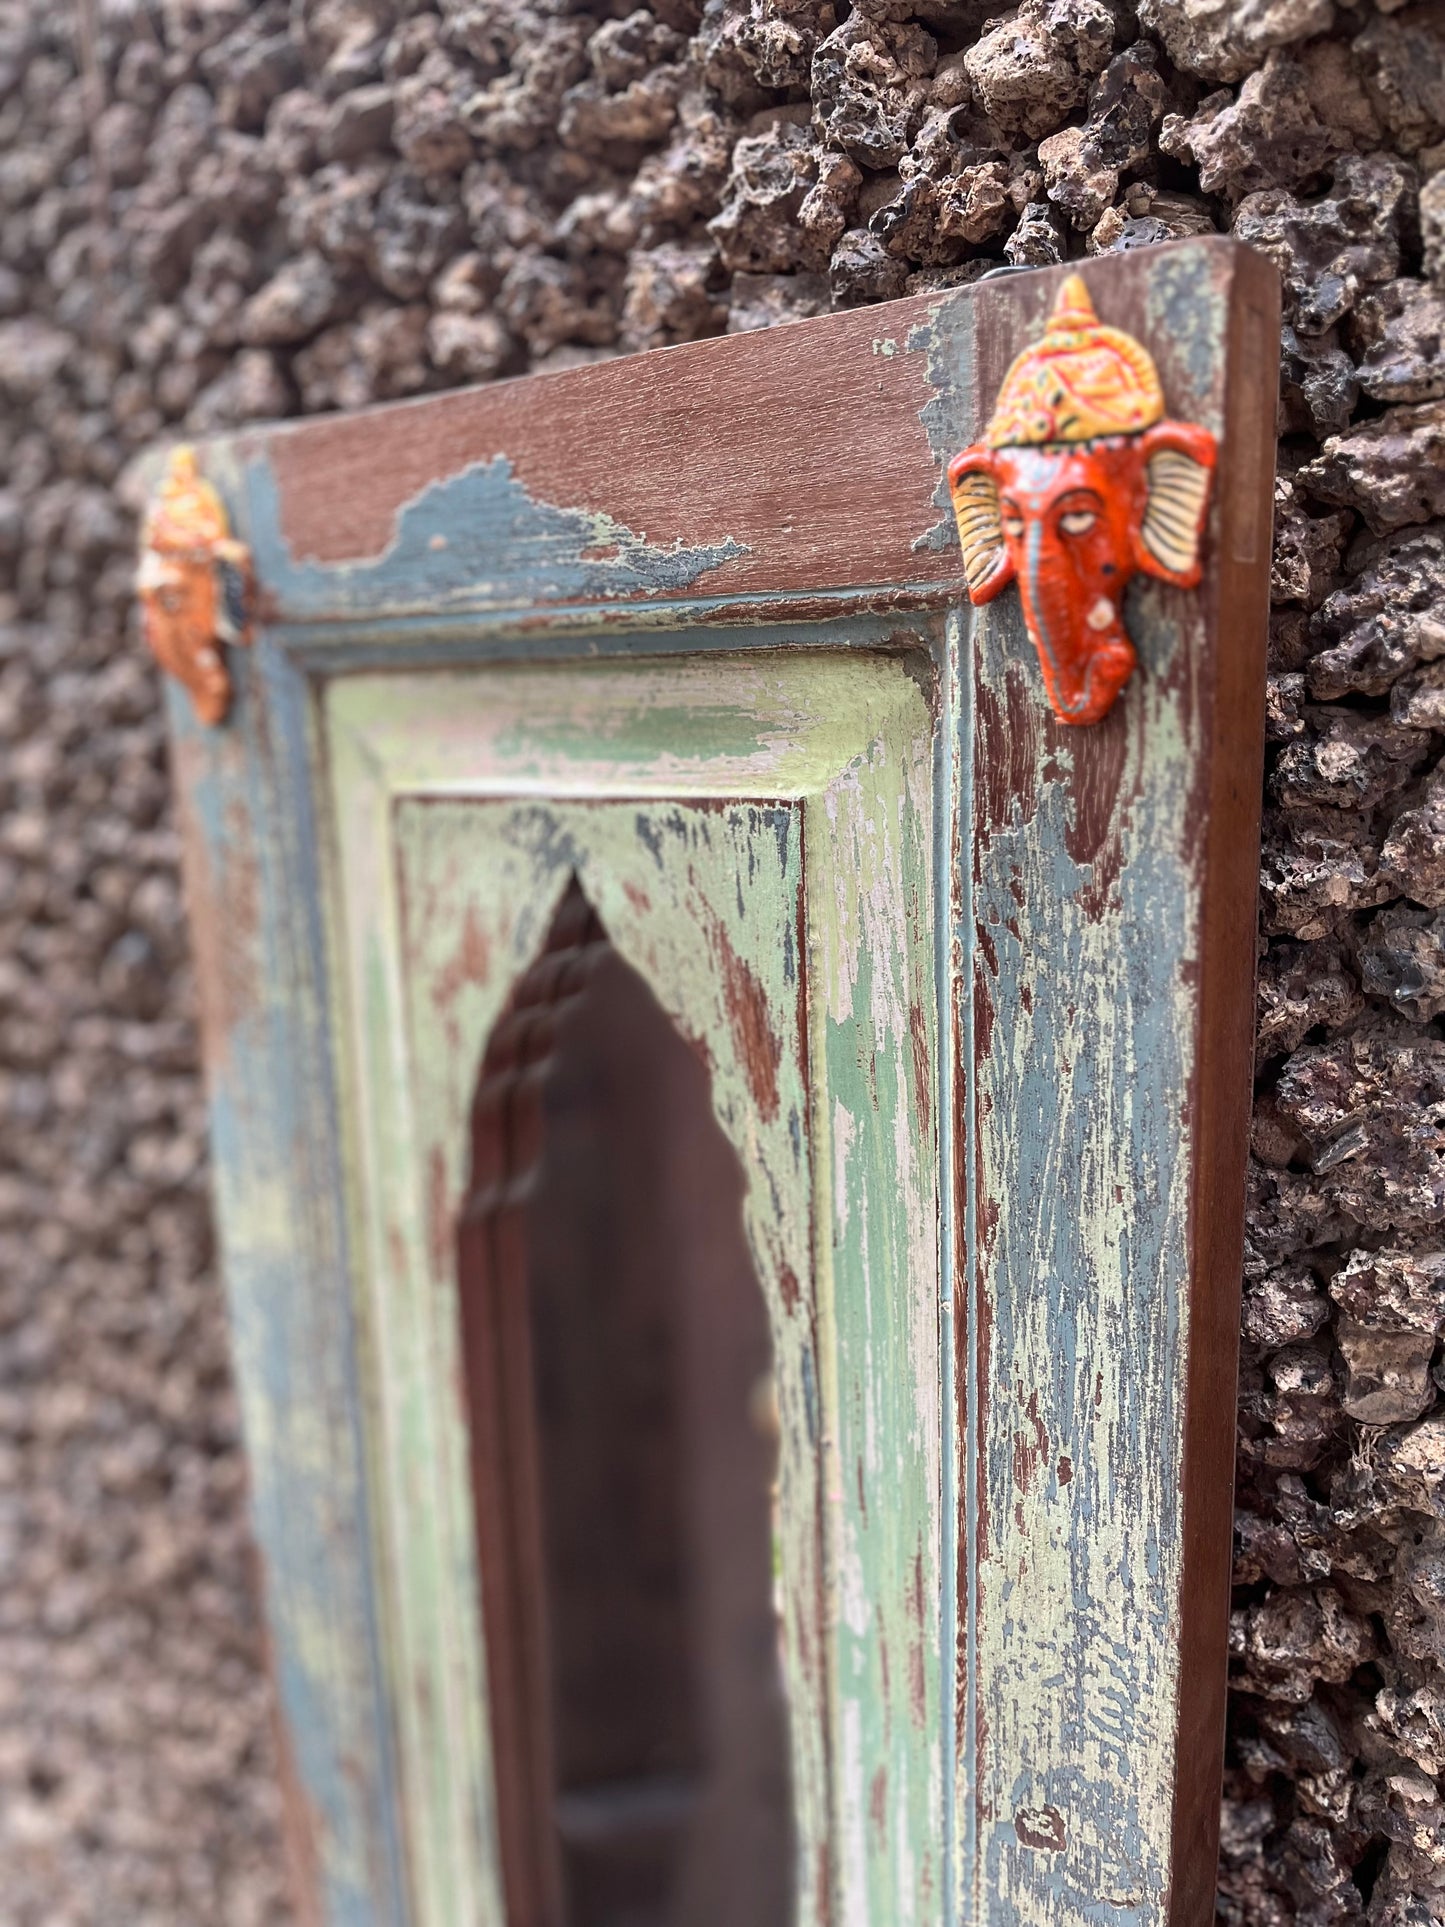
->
322;652;942;1927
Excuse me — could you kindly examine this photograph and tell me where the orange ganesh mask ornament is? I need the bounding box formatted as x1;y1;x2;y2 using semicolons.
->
949;274;1217;726
137;446;252;726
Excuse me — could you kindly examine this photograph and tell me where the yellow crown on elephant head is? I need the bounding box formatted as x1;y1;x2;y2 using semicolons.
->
141;446;236;563
985;275;1164;449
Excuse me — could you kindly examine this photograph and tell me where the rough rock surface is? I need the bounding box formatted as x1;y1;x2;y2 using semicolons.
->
3;0;1445;1920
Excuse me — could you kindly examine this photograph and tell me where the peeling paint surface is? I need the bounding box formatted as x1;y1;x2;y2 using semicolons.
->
246;450;748;620
249;292;961;605
970;602;1197;1927
954;242;1239;1927
166;240;1267;1927
167;666;408;1926
323;653;941;1926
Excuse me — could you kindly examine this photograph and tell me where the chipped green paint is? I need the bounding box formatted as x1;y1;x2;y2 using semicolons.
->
324;653;941;1925
161;239;1270;1927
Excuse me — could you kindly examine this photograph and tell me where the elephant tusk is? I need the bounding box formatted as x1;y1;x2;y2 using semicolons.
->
1086;596;1115;632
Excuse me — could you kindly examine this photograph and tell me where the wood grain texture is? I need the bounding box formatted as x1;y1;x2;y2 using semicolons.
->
1169;243;1279;1927
168;665;407;1926
164;237;1277;1927
322;655;940;1926
251;296;950;604
215;239;1262;643
954;247;1277;1927
219;264;989;626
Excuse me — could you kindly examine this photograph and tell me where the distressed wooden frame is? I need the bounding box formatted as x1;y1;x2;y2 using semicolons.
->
323;656;941;1924
164;236;1279;1927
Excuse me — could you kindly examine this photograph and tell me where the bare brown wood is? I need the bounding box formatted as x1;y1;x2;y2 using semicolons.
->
259;295;950;597
1168;242;1280;1926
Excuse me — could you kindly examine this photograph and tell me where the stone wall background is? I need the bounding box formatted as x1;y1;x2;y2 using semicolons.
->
2;0;1444;1920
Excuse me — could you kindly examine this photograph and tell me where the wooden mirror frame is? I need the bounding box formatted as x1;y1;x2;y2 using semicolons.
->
160;237;1279;1927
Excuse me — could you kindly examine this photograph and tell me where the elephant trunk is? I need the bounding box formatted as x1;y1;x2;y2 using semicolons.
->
1017;525;1137;728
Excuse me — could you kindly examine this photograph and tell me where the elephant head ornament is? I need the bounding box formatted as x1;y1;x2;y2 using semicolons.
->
949;274;1217;727
138;446;253;727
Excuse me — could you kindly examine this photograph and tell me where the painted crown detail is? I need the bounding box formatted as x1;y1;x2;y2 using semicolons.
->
985;275;1164;448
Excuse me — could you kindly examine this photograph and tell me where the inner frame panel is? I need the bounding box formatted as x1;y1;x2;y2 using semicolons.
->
321;653;943;1927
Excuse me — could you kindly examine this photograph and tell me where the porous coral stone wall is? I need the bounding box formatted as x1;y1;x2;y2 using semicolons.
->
2;0;1444;1919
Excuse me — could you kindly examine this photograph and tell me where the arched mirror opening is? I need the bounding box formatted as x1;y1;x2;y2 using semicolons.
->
456;877;797;1927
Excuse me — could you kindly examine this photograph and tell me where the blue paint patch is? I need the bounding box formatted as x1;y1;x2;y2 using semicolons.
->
907;292;980;556
937;603;967;1927
801;1344;818;1447
499;802;587;882
179;648;411;1927
245;449;748;619
634;812;666;868
1147;250;1224;427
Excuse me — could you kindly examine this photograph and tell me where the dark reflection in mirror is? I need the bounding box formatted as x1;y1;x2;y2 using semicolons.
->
458;879;796;1927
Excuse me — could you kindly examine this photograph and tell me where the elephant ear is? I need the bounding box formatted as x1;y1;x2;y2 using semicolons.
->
948;447;1016;604
1136;420;1217;588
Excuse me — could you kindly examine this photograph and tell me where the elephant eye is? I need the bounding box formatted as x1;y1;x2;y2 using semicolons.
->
1059;509;1098;536
1000;505;1025;538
